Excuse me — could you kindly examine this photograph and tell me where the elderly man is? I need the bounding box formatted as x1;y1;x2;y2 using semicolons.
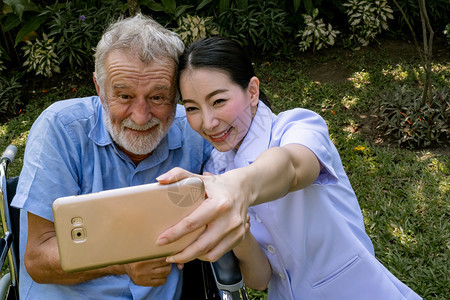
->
11;14;211;299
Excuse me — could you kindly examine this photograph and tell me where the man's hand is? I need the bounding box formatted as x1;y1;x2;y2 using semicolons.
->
156;167;251;264
124;258;172;286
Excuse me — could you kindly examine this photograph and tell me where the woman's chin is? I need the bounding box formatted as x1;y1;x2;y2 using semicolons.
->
211;141;236;153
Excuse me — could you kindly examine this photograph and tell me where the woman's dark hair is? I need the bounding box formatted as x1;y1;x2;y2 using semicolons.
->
178;36;271;108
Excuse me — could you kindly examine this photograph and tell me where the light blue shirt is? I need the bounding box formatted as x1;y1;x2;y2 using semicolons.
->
12;96;212;299
206;101;421;300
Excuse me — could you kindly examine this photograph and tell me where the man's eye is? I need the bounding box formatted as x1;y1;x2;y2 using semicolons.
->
119;95;131;100
149;95;166;104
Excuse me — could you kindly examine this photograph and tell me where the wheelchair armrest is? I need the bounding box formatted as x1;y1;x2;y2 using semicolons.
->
0;272;12;300
210;251;243;293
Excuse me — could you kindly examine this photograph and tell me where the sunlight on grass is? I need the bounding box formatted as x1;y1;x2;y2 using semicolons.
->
431;63;449;73
439;179;449;194
341;94;360;109
382;64;409;81
348;71;371;88
389;224;417;246
11;131;28;147
1;122;29;148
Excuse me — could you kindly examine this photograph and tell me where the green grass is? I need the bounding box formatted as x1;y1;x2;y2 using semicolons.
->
1;41;449;299
247;44;449;299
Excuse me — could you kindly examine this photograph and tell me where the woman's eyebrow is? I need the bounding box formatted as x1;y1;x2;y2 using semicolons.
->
182;99;195;105
206;89;228;100
182;89;229;104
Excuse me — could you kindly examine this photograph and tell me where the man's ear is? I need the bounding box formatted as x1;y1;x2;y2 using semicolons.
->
248;76;260;107
93;72;105;107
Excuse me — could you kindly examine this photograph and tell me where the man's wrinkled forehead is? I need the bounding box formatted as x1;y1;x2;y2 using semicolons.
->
107;48;177;68
105;50;177;81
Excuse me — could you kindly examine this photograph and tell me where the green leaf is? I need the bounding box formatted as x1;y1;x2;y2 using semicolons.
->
1;14;21;32
196;0;214;10
14;15;47;46
236;0;248;10
140;0;165;12
304;0;314;15
293;0;301;12
219;0;230;14
4;0;39;19
161;0;176;14
174;5;192;19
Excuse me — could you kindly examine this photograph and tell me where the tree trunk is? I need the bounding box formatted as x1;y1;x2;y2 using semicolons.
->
418;0;434;106
392;0;434;106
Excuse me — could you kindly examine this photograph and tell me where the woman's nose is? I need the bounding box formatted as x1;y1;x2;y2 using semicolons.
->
202;110;220;131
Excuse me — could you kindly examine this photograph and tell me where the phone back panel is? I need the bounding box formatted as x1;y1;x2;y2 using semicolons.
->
53;177;205;272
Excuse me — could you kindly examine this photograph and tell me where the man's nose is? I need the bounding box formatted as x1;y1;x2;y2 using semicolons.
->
130;97;153;125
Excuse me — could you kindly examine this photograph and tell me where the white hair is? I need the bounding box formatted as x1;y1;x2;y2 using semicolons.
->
94;13;185;101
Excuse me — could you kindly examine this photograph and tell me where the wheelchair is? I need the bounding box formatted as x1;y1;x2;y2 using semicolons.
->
0;145;249;300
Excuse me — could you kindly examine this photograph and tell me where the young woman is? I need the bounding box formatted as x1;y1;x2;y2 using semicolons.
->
159;36;421;299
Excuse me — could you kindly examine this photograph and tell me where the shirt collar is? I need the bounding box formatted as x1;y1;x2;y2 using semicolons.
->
89;99;112;146
236;101;273;163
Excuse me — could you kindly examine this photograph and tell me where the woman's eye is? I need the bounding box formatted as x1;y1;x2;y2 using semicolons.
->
185;106;198;112
213;99;226;106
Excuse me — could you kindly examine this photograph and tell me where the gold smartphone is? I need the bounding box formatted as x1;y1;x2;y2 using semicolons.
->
52;177;205;272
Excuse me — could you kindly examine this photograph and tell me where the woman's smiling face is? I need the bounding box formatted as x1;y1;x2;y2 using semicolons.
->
180;68;259;152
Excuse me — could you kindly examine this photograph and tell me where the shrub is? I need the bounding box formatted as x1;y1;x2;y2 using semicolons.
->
343;0;394;47
41;0;124;70
175;14;218;45
22;33;60;78
0;0;49;64
140;0;192;22
0;73;23;117
390;0;449;35
377;85;449;148
444;24;450;45
0;48;6;73
297;8;340;52
216;0;291;56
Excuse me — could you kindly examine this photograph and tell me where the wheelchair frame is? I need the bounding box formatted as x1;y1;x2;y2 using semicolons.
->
0;145;19;300
0;145;249;300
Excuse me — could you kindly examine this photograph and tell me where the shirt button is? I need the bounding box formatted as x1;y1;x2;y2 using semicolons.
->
278;272;286;280
255;214;262;223
267;245;276;254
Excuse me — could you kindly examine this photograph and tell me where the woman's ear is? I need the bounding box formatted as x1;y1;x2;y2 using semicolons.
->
248;76;260;107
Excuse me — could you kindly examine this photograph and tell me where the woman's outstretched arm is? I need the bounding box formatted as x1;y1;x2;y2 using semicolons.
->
156;144;320;263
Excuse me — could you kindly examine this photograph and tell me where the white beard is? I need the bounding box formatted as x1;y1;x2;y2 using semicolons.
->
103;110;174;155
